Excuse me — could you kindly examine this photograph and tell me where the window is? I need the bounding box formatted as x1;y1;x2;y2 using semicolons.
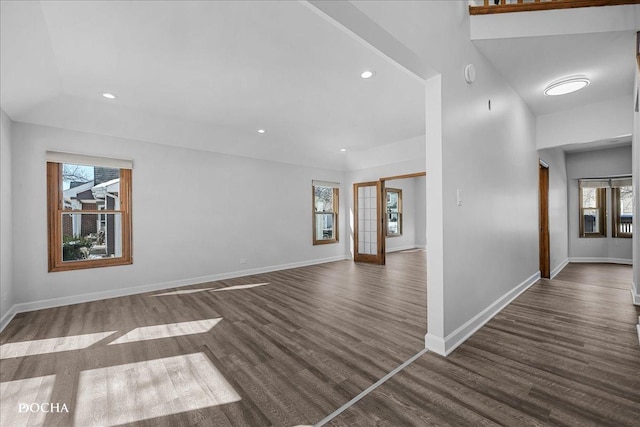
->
47;152;132;272
385;188;402;237
612;178;633;238
313;181;339;245
579;181;606;238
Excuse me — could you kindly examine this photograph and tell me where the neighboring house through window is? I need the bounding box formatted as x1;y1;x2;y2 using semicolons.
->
47;152;133;272
313;180;339;245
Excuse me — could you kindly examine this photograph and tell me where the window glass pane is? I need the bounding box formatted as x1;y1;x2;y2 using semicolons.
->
61;213;122;261
388;213;399;234
619;186;633;235
582;188;597;208
583;209;599;233
315;213;334;240
62;164;120;210
314;186;333;212
387;192;399;213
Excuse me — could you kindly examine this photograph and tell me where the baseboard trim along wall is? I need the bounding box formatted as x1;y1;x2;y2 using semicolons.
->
425;271;541;357
569;257;632;265
0;255;348;333
550;258;570;279
386;245;421;253
632;286;640;306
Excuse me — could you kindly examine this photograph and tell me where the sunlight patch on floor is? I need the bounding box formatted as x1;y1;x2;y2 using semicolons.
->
74;353;240;426
0;331;116;359
0;375;56;427
108;319;221;345
210;282;270;292
152;288;214;296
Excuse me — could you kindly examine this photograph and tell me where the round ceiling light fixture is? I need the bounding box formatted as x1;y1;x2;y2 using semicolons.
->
544;76;590;96
360;70;375;79
257;129;266;134
102;92;117;99
340;148;347;152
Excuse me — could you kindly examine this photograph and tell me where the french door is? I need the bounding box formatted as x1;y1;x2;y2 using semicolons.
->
353;181;385;264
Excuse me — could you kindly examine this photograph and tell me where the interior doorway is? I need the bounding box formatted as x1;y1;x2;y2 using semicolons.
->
539;160;550;279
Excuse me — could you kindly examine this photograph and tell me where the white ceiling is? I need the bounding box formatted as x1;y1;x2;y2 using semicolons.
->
1;1;637;168
0;1;425;170
474;30;636;117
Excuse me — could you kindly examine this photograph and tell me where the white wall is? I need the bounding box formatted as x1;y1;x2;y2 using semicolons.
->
537;96;633;150
350;1;540;354
415;175;427;249
10;122;347;309
538;147;569;276
0;110;14;325
566;145;633;262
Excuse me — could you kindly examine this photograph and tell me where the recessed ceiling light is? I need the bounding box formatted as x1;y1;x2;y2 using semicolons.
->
360;70;375;79
102;92;117;99
257;129;266;134
340;148;347;152
544;77;590;96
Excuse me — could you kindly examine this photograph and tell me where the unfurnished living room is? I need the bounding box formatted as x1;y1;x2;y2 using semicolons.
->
0;1;639;426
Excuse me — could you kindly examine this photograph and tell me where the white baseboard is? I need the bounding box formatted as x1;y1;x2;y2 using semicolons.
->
569;257;632;265
550;258;570;279
0;304;18;333
0;255;349;333
632;285;640;306
426;271;541;357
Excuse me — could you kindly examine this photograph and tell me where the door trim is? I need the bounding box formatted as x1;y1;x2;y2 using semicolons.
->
539;160;550;279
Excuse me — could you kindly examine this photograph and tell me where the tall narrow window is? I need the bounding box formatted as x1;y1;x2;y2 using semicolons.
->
385;188;402;237
579;180;607;238
612;177;632;238
312;181;339;245
47;152;133;272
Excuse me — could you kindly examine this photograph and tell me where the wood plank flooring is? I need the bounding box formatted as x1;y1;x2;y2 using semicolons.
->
0;251;427;426
328;263;640;427
1;258;638;426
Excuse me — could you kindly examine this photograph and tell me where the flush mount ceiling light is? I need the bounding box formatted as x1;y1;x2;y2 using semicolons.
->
360;70;375;79
257;129;266;134
102;92;117;99
340;148;347;152
544;76;590;96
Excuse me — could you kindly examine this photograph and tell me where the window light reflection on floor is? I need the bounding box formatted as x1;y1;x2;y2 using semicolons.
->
152;288;214;296
74;353;240;426
0;375;56;426
108;318;221;345
210;282;270;292
0;331;116;359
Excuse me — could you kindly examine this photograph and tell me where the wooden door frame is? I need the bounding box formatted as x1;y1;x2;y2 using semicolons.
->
353;181;385;264
539;160;550;279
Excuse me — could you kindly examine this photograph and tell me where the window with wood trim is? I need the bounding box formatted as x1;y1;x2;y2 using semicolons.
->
47;153;132;272
612;178;632;238
385;188;402;237
313;181;339;245
579;182;606;238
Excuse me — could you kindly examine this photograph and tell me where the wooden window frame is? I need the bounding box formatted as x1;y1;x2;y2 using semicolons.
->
47;162;133;272
612;186;632;238
579;187;606;238
385;188;403;237
312;185;339;245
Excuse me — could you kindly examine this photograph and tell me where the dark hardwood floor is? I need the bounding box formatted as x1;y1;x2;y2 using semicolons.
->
328;263;640;427
0;251;427;426
1;258;638;426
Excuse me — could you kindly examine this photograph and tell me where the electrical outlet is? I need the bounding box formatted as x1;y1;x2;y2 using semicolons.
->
239;258;247;265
